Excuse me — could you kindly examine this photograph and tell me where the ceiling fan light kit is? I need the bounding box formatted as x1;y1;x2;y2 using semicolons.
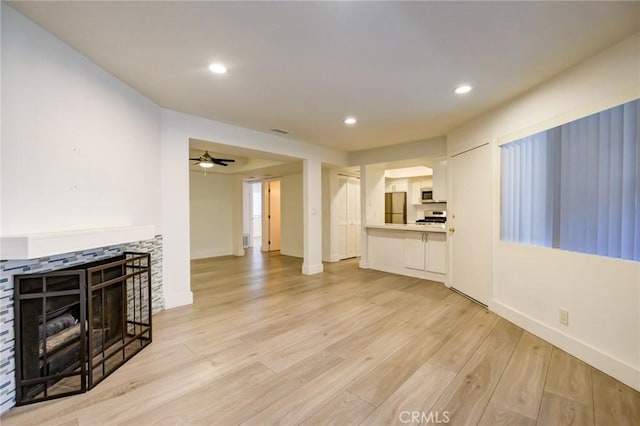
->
189;151;235;168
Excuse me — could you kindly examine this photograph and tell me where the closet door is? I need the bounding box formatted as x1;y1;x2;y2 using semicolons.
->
347;177;361;257
337;176;349;259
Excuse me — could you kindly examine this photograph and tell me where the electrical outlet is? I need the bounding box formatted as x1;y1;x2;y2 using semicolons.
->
559;309;569;326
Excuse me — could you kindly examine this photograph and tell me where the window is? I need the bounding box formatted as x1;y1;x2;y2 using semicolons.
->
501;99;639;261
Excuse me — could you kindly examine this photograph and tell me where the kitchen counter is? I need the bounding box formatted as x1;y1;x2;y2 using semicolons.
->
363;224;448;284
365;223;447;233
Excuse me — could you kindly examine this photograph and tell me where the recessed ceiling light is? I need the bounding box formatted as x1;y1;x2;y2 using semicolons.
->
208;63;227;74
454;84;472;94
344;117;357;126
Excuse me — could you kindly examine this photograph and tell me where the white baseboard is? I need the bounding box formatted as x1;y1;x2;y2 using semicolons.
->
491;299;640;391
359;260;369;269
164;290;194;309
233;248;245;256
302;263;324;275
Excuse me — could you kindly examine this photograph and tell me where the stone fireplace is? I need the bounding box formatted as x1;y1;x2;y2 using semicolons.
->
0;233;163;413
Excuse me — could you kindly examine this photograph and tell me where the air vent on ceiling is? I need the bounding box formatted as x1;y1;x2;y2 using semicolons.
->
271;128;289;135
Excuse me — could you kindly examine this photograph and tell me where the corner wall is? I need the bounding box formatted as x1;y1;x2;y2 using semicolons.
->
189;171;234;259
280;174;303;258
1;4;161;236
447;32;640;389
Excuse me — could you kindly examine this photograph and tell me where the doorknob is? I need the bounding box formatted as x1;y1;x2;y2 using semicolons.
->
448;227;456;233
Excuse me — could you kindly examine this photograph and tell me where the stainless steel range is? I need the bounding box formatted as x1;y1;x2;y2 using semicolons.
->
415;210;447;229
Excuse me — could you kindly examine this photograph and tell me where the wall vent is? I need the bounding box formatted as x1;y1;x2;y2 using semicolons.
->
242;234;250;248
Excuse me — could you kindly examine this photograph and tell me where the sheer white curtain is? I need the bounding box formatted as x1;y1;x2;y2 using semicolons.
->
501;99;639;261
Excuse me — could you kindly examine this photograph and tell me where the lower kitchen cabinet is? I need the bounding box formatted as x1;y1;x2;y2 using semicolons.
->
404;231;447;274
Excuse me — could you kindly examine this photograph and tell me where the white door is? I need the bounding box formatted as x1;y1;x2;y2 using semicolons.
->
337;176;361;260
450;144;492;305
347;177;361;257
266;180;281;252
337;176;349;259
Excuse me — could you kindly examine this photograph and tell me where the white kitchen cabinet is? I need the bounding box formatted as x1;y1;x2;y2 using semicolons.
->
404;231;426;270
432;160;448;202
404;231;447;273
426;233;447;273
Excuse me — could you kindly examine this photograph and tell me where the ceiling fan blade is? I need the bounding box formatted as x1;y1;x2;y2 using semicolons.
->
213;161;229;166
213;158;235;163
189;158;202;161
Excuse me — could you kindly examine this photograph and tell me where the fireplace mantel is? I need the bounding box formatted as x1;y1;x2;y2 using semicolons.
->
0;226;155;260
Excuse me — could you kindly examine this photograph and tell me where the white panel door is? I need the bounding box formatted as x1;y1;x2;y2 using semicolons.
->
337;176;348;259
268;180;281;251
450;144;492;305
347;177;361;258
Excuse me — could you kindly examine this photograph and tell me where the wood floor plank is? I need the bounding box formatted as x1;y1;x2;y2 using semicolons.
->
119;361;274;425
362;362;457;425
592;368;640;426
203;351;343;425
428;318;523;425
348;295;479;406
362;308;499;425
544;348;593;407
241;322;420;425
537;392;594;426
300;392;376;425
479;332;552;424
258;304;396;372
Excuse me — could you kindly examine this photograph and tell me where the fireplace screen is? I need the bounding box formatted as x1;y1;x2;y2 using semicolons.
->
14;252;152;405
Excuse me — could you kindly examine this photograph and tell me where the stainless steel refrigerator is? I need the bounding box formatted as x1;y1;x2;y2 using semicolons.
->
384;192;407;224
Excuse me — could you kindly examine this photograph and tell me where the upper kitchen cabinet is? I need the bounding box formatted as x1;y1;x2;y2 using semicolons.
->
432;160;448;202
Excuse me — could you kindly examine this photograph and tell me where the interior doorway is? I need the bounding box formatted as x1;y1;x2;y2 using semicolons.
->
262;180;281;252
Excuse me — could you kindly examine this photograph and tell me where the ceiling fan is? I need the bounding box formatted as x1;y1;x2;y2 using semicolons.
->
189;151;235;168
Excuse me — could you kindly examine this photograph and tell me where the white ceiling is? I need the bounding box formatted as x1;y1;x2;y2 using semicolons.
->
8;1;639;152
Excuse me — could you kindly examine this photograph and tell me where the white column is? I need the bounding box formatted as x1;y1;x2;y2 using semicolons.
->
232;175;245;256
160;119;193;309
359;165;369;269
359;163;387;269
302;158;323;275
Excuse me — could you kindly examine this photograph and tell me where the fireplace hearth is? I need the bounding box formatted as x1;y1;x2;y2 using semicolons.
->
13;252;152;405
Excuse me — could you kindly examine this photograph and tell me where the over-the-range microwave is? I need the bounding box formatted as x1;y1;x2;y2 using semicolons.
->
420;188;443;204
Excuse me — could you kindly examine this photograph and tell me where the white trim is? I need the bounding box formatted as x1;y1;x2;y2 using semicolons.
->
163;290;194;310
0;226;155;260
490;299;640;391
302;263;324;275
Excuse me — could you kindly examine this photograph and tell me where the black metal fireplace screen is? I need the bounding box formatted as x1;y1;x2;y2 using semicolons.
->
14;252;152;405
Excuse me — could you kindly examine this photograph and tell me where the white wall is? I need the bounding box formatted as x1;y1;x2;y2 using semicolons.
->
189;171;234;259
1;4;161;236
280;174;303;258
447;32;640;389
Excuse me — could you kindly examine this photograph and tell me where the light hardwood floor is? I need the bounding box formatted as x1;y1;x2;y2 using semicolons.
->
3;250;639;425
